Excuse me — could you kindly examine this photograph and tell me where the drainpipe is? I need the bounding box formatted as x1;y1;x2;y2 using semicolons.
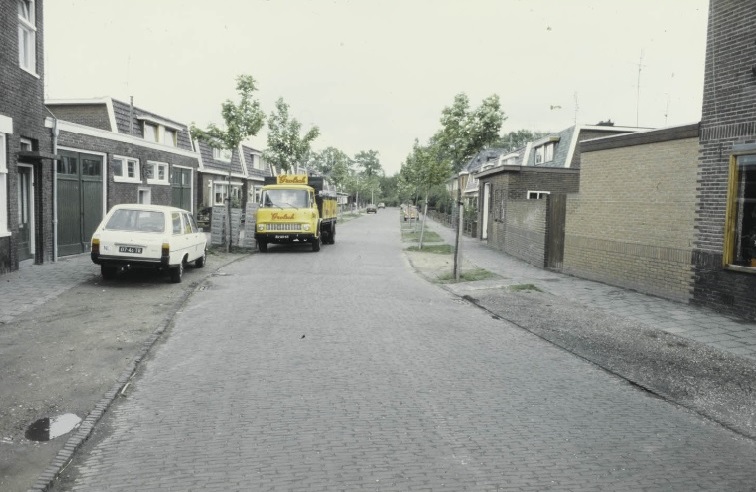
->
48;110;59;261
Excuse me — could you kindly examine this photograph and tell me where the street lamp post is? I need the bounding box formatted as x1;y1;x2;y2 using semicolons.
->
453;173;464;281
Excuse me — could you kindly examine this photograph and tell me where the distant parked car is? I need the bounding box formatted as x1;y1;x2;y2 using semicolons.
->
366;204;378;214
378;202;386;209
90;204;207;283
403;205;418;221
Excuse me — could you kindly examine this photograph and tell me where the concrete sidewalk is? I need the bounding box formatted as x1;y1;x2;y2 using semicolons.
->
419;217;756;361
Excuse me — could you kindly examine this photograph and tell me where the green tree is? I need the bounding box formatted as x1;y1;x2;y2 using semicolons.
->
434;93;506;172
190;74;265;251
309;146;351;189
354;150;383;204
264;98;320;173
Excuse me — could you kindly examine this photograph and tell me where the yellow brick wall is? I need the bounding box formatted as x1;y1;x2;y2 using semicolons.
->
564;137;698;302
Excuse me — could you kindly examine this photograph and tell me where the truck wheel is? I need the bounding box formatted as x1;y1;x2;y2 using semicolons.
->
312;235;321;252
258;240;268;253
329;224;336;244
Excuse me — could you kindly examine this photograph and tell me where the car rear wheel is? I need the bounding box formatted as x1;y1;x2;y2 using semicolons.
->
170;261;184;283
101;266;117;280
195;249;206;268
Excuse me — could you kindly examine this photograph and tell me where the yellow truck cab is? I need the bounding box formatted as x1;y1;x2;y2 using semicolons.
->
255;174;337;252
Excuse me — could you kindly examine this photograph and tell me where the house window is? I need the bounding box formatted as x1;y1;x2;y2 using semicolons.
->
145;161;169;185
213;148;233;162
214;182;228;206
527;191;550;200
112;156;140;183
163;129;177;147
18;0;36;74
143;123;158;142
725;154;756;268
0;134;8;235
534;142;555;165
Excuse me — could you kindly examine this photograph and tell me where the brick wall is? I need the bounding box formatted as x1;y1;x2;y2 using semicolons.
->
57;130;200;210
504;199;547;266
47;104;111;131
0;0;54;270
693;0;756;318
563;135;699;302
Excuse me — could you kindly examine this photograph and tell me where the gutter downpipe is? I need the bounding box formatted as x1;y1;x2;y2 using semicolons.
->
49;112;59;261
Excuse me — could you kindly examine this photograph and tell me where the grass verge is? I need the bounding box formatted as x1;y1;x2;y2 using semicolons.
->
436;267;497;283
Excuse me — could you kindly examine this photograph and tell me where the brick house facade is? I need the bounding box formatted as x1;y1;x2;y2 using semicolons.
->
0;0;56;271
564;124;700;303
693;0;756;319
46;98;200;256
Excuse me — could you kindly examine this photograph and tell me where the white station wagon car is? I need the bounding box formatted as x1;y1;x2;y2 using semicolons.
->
90;204;207;283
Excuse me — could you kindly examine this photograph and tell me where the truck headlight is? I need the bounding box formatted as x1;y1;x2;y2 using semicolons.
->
302;224;311;231
258;224;265;231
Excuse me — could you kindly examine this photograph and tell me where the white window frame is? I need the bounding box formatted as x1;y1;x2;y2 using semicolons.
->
534;143;555;165
145;161;169;185
213;182;229;206
162;128;177;147
527;190;550;200
143;122;158;143
112;155;141;183
213;147;233;162
0;134;9;236
18;0;37;75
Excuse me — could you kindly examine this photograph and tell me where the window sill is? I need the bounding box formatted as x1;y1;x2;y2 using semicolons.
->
20;66;40;79
725;264;756;274
113;177;142;184
0;231;10;238
146;179;169;186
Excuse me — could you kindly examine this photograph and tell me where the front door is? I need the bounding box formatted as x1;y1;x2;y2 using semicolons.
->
17;164;34;261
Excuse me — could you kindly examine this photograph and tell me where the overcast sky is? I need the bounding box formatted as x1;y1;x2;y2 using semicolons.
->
43;0;709;175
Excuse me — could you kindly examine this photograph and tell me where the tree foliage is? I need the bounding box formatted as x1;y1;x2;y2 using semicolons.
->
190;74;265;151
433;93;506;173
264;98;320;173
309;146;351;188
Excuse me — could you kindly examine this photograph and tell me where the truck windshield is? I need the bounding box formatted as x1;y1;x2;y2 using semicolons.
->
261;189;309;208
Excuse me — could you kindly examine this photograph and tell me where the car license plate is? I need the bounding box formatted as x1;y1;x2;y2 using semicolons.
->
274;235;290;240
119;246;143;254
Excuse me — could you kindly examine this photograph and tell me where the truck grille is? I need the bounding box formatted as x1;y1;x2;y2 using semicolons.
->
266;223;301;231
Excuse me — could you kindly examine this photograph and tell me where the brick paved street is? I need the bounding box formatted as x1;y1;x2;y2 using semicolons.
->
54;211;756;491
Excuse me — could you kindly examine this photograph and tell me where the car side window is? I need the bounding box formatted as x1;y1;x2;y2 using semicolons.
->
186;213;199;233
172;212;183;234
183;213;194;234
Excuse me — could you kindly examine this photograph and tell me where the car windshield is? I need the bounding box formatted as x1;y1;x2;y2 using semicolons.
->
105;209;166;233
261;189;309;208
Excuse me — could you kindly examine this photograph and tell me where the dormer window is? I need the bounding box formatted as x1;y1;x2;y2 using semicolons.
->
213;148;233;162
138;115;181;147
18;0;36;74
535;142;555;165
143;122;158;143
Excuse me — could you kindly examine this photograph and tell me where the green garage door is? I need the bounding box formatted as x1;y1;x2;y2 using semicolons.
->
57;151;103;256
171;166;192;211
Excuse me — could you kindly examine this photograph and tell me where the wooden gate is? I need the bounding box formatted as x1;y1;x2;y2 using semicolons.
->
57;150;103;256
546;193;566;270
